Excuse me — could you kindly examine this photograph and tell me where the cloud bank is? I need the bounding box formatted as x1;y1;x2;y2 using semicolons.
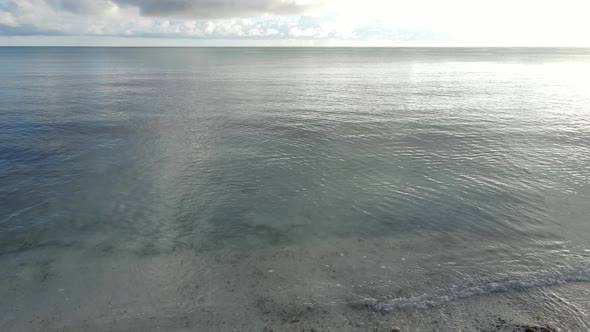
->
0;0;419;40
44;0;319;18
113;0;319;18
1;0;590;45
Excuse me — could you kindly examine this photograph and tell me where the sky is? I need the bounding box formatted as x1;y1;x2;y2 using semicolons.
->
1;0;590;46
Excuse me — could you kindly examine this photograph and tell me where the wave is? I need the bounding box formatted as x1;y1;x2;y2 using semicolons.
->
352;269;590;312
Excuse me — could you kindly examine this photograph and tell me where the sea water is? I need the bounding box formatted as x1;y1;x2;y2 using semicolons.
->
1;47;589;331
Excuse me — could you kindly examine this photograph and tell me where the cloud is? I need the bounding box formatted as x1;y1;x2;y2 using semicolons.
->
45;0;110;15
0;0;329;39
0;23;63;36
1;0;590;45
36;0;321;18
113;0;320;18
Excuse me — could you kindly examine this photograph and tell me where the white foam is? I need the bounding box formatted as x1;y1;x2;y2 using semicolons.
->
366;270;590;312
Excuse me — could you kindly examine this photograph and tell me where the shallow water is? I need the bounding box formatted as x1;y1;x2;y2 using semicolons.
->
1;47;590;331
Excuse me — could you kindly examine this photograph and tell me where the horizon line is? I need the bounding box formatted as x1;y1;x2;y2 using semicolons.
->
2;45;590;48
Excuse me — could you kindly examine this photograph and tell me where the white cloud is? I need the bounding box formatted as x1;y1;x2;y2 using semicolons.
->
0;0;590;45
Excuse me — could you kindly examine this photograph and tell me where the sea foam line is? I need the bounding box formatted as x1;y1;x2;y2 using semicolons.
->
358;270;590;312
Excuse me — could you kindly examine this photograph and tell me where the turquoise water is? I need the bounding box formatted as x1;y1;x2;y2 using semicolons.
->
1;48;590;331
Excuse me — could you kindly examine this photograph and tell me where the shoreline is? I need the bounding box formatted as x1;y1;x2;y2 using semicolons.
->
1;236;588;331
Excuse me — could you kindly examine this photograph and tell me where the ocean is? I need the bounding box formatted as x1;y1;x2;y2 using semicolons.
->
1;47;589;331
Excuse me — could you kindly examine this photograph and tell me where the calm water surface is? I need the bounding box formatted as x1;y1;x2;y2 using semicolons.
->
1;48;590;331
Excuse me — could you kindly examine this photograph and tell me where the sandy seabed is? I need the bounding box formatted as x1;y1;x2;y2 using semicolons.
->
1;233;589;332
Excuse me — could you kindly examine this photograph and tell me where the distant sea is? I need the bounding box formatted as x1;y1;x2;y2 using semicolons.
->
1;47;589;331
